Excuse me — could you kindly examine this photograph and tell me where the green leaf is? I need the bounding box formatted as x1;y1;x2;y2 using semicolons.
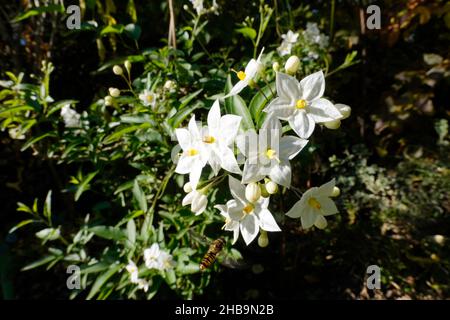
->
224;75;254;131
168;103;201;128
43;190;52;223
89;226;127;241
12;5;65;22
0;105;35;118
74;171;98;201
132;180;147;212
236;27;257;40
99;24;124;36
249;81;276;127
86;264;121;300
178;89;203;110
21;255;56;271
20;132;56;152
103;123;151;144
47;100;78;116
80;262;111;275
8;219;36;234
126;219;136;249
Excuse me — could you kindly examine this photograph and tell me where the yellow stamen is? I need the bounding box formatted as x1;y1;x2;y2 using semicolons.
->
308;197;322;210
265;149;277;159
146;95;154;103
243;203;254;215
202;135;216;144
186;148;198;156
237;71;246;81
296;99;307;109
222;218;231;230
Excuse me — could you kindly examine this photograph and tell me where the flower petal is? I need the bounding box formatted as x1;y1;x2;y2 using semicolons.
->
258;209;281;232
189;162;203;190
300;70;325;101
175;128;191;150
207;100;221;131
286;199;304;218
279;135;309;160
182;191;194;206
314;215;328;229
219;146;241;174
240;214;259;245
288;111;315;139
228;176;246;203
269;161;292;188
263;97;295;120
188;115;201;140
208;150;221;176
175;155;196;174
316;196;338;216
308;98;342;123
276;72;301;100
300;206;316;229
242;161;265;184
219;114;241;146
317;178;335;196
223;80;248;98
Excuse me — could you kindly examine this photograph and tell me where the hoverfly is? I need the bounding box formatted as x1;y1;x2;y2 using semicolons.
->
188;231;247;271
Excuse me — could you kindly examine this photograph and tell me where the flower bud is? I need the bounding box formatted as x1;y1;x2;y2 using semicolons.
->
265;181;278;194
104;95;114;106
324;119;341;130
260;184;270;198
124;60;131;73
285;55;300;75
433;235;445;245
113;65;123;75
183;182;192;193
272;62;280;72
245;182;261;203
331;186;340;197
258;231;269;248
183;4;189;10
335;104;351;119
108;87;120;97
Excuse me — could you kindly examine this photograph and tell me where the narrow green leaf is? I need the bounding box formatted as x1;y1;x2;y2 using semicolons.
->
168;103;200;128
12;5;64;22
103;123;151;144
43;190;52;223
74;171;98;201
21;255;56;271
89;226;127;241
20;132;56;151
249;81;276;126
86;265;121;300
224;75;254;131
132;180;147;212
8;219;36;234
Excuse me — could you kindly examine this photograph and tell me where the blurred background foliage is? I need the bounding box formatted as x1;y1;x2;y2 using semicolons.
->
0;0;449;299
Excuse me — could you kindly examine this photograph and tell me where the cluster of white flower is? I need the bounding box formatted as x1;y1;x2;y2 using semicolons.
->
188;0;219;16
173;51;351;246
125;243;175;292
60;104;81;128
303;22;329;49
277;30;299;57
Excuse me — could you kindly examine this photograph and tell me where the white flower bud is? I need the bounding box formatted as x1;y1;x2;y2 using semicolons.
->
335;104;351;119
433;235;445;245
272;62;280;72
258;231;269;248
331;186;340;197
315;216;328;229
265;181;278;194
113;65;123;75
104;95;114;106
324;119;341;129
124;60;131;73
245;182;261;203
183;4;189;10
285;55;300;75
183;182;192;193
108;87;120;97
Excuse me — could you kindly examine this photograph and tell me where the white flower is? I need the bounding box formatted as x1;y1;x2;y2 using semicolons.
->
223;48;264;98
286;179;339;229
175;116;209;189
215;203;240;244
237;116;308;187
216;176;281;245
61;104;81;128
190;0;204;15
263;71;342;139
303;22;329;48
200;100;242;175
125;260;139;284
143;243;175;271
277;41;292;57
282;30;299;44
245;182;261;203
182;189;208;215
109;87;120;97
137;279;149;292
164;80;176;91
139;89;157;108
144;243;162;269
8;126;25;140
